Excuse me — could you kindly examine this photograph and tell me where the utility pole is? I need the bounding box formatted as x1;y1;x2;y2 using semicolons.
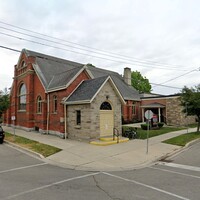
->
186;102;188;133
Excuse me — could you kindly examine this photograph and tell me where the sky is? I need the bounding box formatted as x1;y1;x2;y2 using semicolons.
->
0;0;199;95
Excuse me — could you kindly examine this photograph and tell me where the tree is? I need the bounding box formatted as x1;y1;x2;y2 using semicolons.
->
0;88;10;120
131;71;152;93
181;84;200;132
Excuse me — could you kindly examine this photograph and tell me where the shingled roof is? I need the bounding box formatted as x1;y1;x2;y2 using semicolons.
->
21;49;140;101
65;76;125;105
86;67;140;101
23;49;84;91
66;76;106;104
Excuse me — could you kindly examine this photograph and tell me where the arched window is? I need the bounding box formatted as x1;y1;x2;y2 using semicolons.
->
19;83;26;110
53;95;57;113
37;96;42;113
100;102;112;110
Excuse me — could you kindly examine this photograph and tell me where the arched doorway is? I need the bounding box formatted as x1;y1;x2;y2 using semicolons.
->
99;101;114;137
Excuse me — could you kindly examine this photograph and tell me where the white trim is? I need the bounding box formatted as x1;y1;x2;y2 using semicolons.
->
64;76;126;105
16;49;24;68
90;76;126;104
84;65;94;78
108;77;126;105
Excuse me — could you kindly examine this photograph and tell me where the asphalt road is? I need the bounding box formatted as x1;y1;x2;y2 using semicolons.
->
1;142;200;200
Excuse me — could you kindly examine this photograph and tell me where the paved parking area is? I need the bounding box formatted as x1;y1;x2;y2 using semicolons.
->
1;143;200;200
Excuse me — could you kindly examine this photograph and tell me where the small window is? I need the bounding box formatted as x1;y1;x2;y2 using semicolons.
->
19;83;26;110
53;96;57;113
76;110;81;125
37;96;42;113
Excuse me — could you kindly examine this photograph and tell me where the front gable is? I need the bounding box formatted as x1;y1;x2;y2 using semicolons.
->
64;76;126;105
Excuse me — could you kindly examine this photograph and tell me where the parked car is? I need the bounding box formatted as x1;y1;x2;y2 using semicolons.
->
0;126;5;144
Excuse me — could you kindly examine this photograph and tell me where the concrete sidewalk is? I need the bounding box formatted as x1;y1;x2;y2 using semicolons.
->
2;126;197;171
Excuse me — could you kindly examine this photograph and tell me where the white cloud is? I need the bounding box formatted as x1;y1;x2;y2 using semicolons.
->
0;0;200;94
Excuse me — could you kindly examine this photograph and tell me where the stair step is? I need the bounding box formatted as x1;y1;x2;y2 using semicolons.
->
90;137;129;146
99;137;117;142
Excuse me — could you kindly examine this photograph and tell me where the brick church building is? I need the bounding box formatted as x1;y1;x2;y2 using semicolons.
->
4;49;141;140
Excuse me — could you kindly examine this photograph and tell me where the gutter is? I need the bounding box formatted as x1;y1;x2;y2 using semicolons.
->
46;93;50;134
64;104;68;139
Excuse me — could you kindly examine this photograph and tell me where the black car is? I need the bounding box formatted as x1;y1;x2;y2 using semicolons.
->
0;126;5;144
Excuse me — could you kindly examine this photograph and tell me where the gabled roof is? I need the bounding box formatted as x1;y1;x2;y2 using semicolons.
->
86;66;140;101
23;49;85;91
65;76;126;105
20;49;140;100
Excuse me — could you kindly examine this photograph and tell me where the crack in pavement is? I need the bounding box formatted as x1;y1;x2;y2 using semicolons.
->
92;175;122;200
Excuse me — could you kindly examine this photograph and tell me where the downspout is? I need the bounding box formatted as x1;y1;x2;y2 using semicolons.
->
64;104;67;139
47;93;50;134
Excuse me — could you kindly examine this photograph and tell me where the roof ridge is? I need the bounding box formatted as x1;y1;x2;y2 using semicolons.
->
88;66;120;75
23;48;84;66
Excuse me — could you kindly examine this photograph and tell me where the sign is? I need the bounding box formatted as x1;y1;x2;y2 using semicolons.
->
144;110;153;155
145;110;153;120
11;116;16;121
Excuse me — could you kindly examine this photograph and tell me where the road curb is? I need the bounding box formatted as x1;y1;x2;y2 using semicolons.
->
185;138;200;147
4;140;45;159
158;138;200;162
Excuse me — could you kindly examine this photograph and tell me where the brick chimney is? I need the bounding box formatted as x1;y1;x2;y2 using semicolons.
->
123;67;131;86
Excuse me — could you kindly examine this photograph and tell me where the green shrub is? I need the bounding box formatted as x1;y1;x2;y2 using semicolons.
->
141;123;150;130
158;122;164;129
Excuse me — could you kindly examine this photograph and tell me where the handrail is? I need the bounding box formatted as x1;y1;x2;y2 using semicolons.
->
113;128;119;143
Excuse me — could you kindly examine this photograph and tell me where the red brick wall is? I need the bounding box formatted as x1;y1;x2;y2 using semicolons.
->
48;71;89;133
33;74;47;130
9;53;37;129
4;50;91;134
123;100;140;123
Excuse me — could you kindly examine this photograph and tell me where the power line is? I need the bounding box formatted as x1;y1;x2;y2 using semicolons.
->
150;82;182;89
0;45;21;53
0;44;196;91
0;31;188;71
0;20;191;70
158;68;199;85
151;68;199;90
0;25;182;69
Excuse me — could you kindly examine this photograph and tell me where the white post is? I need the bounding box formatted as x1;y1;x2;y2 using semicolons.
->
158;108;161;122
142;108;145;122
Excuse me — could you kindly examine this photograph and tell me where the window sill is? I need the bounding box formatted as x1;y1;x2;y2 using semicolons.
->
75;125;81;129
18;110;26;112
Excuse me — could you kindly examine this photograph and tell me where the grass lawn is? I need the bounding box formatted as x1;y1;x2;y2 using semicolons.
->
163;131;200;146
123;126;185;139
5;132;62;157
